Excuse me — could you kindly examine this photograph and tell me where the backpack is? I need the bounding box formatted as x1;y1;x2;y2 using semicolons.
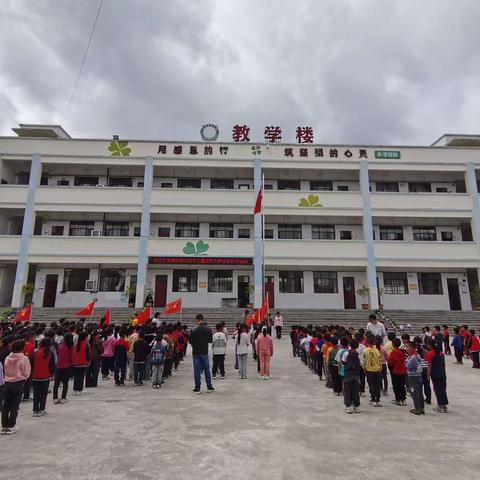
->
151;343;166;365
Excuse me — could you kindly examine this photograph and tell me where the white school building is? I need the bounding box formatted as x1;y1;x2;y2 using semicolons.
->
1;124;480;312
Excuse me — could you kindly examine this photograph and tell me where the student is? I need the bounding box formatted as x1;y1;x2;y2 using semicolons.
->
413;336;432;405
451;327;463;364
127;326;138;381
22;331;35;403
151;334;167;388
53;332;74;404
364;335;382;407
101;327;115;379
322;335;333;387
0;361;3;412
316;333;325;381
385;331;396;355
442;325;451;355
387;338;407;406
31;338;56;417
290;326;298;357
341;339;361;414
355;332;367;396
256;327;274;380
336;336;350;387
2;340;31;435
72;331;91;395
468;329;480;368
133;331;150;386
86;330;103;388
328;338;342;395
274;311;284;339
406;343;425;415
425;339;449;413
376;335;389;396
212;323;227;379
236;324;250;380
113;329;129;386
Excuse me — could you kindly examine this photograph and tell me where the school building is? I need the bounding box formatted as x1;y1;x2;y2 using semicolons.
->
1;124;480;312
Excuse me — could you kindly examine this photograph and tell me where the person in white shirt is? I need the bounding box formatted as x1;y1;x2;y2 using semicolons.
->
212;323;227;379
366;314;386;338
274;312;284;340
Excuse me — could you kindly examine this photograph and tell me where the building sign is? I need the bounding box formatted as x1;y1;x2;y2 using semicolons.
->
375;150;401;159
149;256;253;265
200;124;219;142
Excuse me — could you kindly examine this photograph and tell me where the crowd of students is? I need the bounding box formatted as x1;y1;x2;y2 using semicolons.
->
291;314;480;415
0;315;189;435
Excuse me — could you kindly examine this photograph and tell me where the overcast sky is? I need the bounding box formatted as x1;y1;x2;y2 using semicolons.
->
1;0;479;145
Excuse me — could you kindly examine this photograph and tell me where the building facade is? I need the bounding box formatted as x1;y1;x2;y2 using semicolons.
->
1;125;480;311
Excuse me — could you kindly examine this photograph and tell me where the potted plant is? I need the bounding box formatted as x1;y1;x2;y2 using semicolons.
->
144;288;154;307
378;287;385;310
356;285;369;310
22;283;35;306
471;285;480;310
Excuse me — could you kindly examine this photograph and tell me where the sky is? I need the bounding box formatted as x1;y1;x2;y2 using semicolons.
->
0;0;479;145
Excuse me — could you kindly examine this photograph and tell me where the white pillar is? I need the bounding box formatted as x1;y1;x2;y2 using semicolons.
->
466;163;480;286
360;160;379;310
253;157;262;308
11;153;42;307
135;157;153;308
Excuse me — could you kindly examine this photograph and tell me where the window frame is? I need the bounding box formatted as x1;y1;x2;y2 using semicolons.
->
278;224;302;240
158;227;171;238
277;180;300;191
175;223;199;238
237;228;250;239
418;273;443;295
99;269;126;292
375;182;399;193
413;227;437;241
209;223;234;239
312;225;335;240
210;179;234;189
51;225;65;236
279;271;304;293
408;182;432;193
313;271;338;293
104;222;129;237
310;181;333;191
69;221;95;237
63;268;90;292
177;178;201;189
383;272;409;295
208;270;233;293
379;226;404;241
173;270;198;292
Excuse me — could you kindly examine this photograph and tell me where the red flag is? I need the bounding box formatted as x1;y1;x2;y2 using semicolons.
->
137;306;152;325
246;309;259;327
164;298;182;315
100;308;111;326
15;304;32;322
254;187;262;215
259;293;269;322
75;300;96;317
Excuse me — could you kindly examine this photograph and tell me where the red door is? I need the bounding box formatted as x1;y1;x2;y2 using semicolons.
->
265;276;275;308
343;276;356;309
154;275;168;307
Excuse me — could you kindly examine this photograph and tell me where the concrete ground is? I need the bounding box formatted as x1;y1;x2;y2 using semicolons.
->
1;339;479;480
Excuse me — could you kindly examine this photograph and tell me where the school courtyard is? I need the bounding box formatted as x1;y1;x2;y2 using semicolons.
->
1;339;478;480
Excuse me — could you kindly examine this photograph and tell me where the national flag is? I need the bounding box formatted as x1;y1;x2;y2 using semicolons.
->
136;305;152;325
164;298;182;315
254;187;262;215
100;308;111;326
75;300;96;317
15;304;32;322
246;309;260;327
259;293;269;322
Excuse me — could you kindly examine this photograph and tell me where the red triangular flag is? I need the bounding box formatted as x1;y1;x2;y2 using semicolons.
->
100;309;111;326
254;187;262;215
16;304;32;322
137;306;152;325
75;300;96;317
164;298;182;315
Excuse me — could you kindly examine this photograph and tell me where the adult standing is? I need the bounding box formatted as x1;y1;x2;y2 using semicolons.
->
366;314;386;339
189;314;214;394
256;327;274;379
274;311;284;340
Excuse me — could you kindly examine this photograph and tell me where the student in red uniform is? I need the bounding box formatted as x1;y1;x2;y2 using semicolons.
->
468;329;480;368
387;338;407;406
22;331;35;403
113;329;129;386
72;331;91;395
31;338;56;417
53;332;74;404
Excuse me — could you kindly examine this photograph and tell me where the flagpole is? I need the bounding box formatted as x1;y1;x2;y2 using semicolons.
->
262;174;265;305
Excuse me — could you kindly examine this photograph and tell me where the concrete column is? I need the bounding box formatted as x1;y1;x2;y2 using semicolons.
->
359;160;379;310
253;157;262;308
11;153;42;307
466;164;480;285
135;157;153;308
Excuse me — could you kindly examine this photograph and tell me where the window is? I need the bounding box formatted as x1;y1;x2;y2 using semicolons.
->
413;227;437;241
264;229;274;239
209;223;233;239
134;227;141;237
238;228;250;239
74;176;99;186
310;181;333;191
161;182;173;188
99;269;126;292
376;182;399;192
337;185;349;192
137;182;144;188
104;222;129;237
51;225;64;236
173;270;198;292
69;222;94;237
278;224;302;240
418;273;443;295
108;177;133;187
16;173;29;185
279;271;303;293
408;182;431;193
383;272;409;294
177;178;201;189
435;187;448;193
175;223;199;238
313;272;338;293
211;179;234;189
40;176;48;186
441;231;453;241
56;179;70;186
63;268;90;292
277;180;300;190
312;225;335;240
238;184;250;190
158;227;170;238
208;270;233;292
264;184;274;190
379;226;404;241
340;230;352;240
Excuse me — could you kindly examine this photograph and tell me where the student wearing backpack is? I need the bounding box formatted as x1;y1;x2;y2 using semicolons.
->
341;339;361;414
406;343;425;415
151;334;167;388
